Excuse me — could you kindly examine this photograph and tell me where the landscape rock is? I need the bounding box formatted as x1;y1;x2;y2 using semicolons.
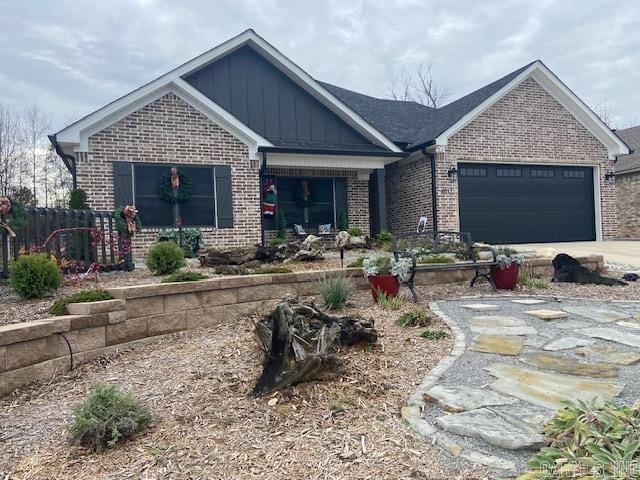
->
301;235;322;250
334;231;367;250
436;408;548;450
200;245;258;265
294;249;324;262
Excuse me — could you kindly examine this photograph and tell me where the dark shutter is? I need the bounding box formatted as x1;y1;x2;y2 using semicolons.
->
215;165;234;228
334;177;348;227
113;161;133;208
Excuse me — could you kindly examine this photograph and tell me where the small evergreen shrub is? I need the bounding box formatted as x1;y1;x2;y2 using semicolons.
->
420;330;447;340
267;237;284;246
68;383;153;452
397;308;431;327
161;271;208;283
375;289;403;310
156;228;203;257
346;227;363;237
68;188;89;209
251;265;293;275
10;253;62;299
315;271;355;310
146;241;185;275
50;290;113;316
417;254;455;264
347;256;366;268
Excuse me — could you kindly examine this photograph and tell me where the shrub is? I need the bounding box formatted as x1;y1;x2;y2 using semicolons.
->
276;208;287;240
267;237;284;246
68;188;89;209
156;228;203;257
377;230;392;251
146;241;185;275
347;227;363;237
161;271;208;283
420;330;447;340
49;290;113;316
315;271;355;310
347;256;366;268
10;253;62;299
252;265;293;275
417;254;455;264
68;383;153;452
375;289;403;310
518;399;640;480
397;308;431;327
518;266;549;289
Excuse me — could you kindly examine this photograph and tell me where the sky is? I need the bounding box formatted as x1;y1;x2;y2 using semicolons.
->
1;0;639;132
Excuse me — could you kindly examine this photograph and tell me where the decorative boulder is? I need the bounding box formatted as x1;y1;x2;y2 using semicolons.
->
200;245;258;266
301;234;322;250
256;243;300;262
335;231;367;250
294;249;324;262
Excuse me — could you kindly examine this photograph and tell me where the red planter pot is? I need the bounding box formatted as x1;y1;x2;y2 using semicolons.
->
368;274;400;301
490;264;520;290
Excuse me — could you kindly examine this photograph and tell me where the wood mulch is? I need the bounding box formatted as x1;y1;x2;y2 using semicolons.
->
0;290;491;480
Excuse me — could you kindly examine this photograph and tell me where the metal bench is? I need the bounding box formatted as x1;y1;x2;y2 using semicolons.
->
391;230;498;302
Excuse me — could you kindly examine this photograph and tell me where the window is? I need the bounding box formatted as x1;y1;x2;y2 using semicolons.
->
114;162;233;228
531;169;555;178
459;167;487;177
496;168;522;177
563;170;586;179
276;177;334;228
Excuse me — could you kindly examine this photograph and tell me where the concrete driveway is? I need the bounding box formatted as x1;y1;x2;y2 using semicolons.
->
509;241;640;270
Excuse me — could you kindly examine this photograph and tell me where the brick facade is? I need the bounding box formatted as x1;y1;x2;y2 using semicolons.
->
387;77;617;240
77;93;261;257
385;156;433;234
616;172;640;238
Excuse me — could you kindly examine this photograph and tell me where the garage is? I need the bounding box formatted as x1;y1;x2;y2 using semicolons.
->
458;162;596;244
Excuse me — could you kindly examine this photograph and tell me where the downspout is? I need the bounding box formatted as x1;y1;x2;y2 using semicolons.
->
422;148;438;232
259;151;267;247
48;134;77;189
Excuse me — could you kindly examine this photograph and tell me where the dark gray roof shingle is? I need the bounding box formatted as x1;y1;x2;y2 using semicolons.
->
614;125;640;174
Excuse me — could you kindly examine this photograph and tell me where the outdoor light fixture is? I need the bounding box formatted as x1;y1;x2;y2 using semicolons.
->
448;167;458;179
604;172;616;181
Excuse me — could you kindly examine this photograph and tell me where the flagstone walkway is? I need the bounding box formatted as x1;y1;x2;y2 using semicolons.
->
402;295;640;476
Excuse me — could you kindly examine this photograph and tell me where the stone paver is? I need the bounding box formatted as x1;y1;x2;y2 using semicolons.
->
562;306;630;323
470;325;537;336
553;320;594;330
462;304;500;312
578;327;640;348
485;363;625;409
470;334;523;356
543;336;596;351
617;320;640;330
523;309;568;321
436;408;548;450
576;344;640;366
511;299;546;305
469;315;528;327
519;352;619;378
424;385;518;412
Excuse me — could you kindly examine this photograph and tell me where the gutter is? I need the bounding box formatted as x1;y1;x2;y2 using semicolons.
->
48;134;77;189
422;147;438;232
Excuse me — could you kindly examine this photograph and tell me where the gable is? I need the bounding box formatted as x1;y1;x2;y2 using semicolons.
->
183;45;381;151
448;77;608;160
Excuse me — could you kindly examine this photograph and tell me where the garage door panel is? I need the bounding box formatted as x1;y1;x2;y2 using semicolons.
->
458;163;595;244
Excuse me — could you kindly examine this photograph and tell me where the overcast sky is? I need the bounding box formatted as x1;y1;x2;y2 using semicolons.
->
1;0;639;132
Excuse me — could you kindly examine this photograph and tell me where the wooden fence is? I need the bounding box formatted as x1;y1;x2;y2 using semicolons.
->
1;207;133;279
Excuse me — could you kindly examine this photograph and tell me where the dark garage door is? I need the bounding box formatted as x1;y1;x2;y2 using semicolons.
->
458;163;596;244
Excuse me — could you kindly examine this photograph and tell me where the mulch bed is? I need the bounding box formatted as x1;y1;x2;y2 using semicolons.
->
0;290;489;479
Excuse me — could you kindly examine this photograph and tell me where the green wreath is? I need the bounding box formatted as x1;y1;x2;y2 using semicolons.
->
114;206;142;238
158;170;192;204
293;180;316;208
4;197;26;231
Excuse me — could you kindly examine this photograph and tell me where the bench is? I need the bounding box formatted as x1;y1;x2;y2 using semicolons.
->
391;230;498;302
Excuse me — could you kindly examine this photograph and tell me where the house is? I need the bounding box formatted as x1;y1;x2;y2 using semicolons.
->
50;29;630;255
614;125;640;238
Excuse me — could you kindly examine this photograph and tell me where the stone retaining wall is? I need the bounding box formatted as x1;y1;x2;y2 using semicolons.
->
0;256;603;397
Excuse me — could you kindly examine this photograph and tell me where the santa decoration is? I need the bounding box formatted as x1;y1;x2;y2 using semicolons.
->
262;181;277;217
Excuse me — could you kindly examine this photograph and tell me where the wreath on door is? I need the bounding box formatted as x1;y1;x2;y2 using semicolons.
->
114;205;142;238
293;179;316;208
158;167;192;204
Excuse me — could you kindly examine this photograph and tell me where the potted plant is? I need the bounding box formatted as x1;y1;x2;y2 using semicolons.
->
490;249;525;290
362;255;411;301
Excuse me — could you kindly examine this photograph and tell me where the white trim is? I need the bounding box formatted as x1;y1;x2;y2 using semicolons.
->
266;152;395;170
455;159;603;241
56;29;400;154
434;61;630;160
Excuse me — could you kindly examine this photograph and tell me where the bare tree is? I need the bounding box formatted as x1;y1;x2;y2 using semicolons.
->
0;104;23;196
22;104;50;206
388;63;450;109
591;102;615;129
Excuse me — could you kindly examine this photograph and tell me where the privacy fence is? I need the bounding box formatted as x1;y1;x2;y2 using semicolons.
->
1;207;133;279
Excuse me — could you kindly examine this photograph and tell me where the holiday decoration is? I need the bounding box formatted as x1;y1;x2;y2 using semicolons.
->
262;180;277;217
294;178;316;208
0;196;26;238
114;205;142;238
158;167;192;203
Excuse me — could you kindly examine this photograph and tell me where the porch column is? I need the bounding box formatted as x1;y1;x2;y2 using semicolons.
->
374;168;387;232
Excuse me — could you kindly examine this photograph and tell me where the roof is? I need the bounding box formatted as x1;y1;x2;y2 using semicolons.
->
614;125;640;174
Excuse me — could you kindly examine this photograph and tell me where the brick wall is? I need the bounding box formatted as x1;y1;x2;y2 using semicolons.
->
385;156;433;234
616;172;640;238
434;77;615;238
77;93;261;257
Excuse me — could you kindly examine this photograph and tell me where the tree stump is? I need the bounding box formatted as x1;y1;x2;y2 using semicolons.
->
252;298;377;397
